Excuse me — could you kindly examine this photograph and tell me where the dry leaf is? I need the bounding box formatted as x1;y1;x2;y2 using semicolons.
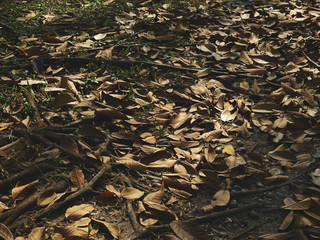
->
12;180;39;201
69;166;86;188
170;220;209;240
211;189;230;207
121;187;144;200
0;223;13;240
279;211;294;231
37;189;57;207
57;226;87;239
196;67;211;78
91;218;120;239
143;190;164;204
27;227;45;240
222;145;235;155
65;203;94;220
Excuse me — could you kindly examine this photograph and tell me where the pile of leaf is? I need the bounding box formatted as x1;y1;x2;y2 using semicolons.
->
0;0;320;239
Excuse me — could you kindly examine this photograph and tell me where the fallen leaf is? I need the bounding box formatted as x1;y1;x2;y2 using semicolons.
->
170;220;209;240
65;203;94;220
121;187;144;200
222;145;235;155
12;180;39;201
69;166;86;188
211;189;230;207
0;223;13;240
27;227;45;240
96;191;119;204
91;218;120;239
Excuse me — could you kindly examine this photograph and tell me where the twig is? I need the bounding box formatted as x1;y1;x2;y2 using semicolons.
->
26;132;100;168
0;161;55;192
230;220;270;240
2;180;68;225
302;51;320;68
1;57;263;79
128;203;265;240
231;180;294;198
232;161;318;198
9;163;111;230
45;57;265;78
20;87;47;127
120;175;143;232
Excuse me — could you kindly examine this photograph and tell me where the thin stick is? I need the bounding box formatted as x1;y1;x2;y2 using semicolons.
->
302;51;320;68
128;203;265;240
9;163;111;230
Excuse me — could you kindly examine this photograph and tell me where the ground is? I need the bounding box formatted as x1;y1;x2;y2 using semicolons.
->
0;0;320;239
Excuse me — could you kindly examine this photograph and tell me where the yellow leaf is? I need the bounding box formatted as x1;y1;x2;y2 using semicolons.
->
222;145;235;155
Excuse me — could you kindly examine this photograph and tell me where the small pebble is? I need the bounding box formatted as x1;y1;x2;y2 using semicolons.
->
231;223;240;230
0;196;9;202
256;181;264;188
226;186;232;190
276;192;285;199
218;231;228;237
267;192;275;198
258;198;264;202
229;199;238;208
215;146;222;153
249;210;259;219
230;190;238;195
233;185;241;190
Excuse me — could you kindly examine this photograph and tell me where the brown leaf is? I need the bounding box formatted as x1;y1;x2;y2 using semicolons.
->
96;191;119;204
12;180;39;201
69;166;86;188
220;109;237;122
268;151;297;162
211;189;230;207
65;203;94;220
279;211;294;231
27;227;45;240
121;187;144;200
37;189;57;207
174;163;188;175
105;185;121;198
224;154;246;170
170;141;199;149
147;159;177;169
245;152;264;166
139;212;159;226
163;176;197;191
96;46;114;59
143;190;164;204
196;67;211;78
95;108;128;120
144;201;178;220
52;92;77;109
240;51;253;65
78;125;106;139
170;112;191;129
60;138;79;154
0;223;13;240
117;159;147;172
259;232;293;239
283;197;313;210
252;79;260;94
264;175;289;185
252;103;280;113
170;220;209;240
57;226;87;239
140;150;172;165
91;218;120;239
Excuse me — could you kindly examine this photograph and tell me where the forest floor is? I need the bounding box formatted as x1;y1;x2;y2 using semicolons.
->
0;0;320;239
